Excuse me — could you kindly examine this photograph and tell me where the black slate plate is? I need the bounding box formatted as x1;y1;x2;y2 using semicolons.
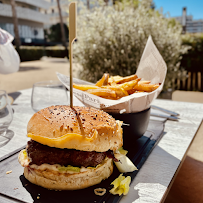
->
0;120;164;203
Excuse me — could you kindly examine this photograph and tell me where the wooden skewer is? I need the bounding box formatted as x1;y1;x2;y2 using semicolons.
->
69;2;77;107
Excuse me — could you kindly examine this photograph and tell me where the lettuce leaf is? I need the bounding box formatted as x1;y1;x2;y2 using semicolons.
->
58;165;80;172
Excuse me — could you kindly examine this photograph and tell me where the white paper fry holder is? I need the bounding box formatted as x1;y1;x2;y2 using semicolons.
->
69;2;77;107
57;36;167;113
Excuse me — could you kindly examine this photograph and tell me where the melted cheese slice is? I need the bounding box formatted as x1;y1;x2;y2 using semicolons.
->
27;130;98;150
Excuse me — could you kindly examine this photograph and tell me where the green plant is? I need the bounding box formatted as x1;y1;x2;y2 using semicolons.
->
16;46;68;62
74;0;189;90
17;47;44;61
47;23;69;43
181;33;203;72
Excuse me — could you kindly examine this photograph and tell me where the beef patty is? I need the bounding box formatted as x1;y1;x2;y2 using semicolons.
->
26;140;115;168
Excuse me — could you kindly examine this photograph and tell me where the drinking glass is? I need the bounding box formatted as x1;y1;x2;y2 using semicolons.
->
0;90;13;136
31;80;69;112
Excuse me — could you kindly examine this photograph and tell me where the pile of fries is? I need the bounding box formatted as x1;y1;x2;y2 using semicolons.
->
73;73;160;100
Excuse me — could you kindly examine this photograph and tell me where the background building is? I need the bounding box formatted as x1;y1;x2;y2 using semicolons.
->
46;0;69;26
0;0;50;45
46;0;109;25
174;7;203;33
0;0;112;45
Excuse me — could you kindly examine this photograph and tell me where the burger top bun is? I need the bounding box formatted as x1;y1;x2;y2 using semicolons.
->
27;106;123;152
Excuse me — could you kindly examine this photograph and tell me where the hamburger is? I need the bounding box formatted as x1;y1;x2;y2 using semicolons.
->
18;105;123;190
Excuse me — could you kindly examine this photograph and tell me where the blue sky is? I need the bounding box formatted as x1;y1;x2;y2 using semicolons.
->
153;0;203;20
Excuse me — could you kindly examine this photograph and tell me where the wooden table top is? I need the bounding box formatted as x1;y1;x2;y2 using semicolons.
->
0;88;202;203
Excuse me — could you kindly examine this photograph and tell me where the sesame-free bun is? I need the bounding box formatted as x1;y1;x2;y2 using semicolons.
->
23;157;113;190
27;106;123;152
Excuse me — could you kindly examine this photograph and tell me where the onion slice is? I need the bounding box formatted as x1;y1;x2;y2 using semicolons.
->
114;153;138;173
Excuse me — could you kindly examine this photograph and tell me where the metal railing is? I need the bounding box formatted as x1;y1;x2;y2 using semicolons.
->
175;71;203;92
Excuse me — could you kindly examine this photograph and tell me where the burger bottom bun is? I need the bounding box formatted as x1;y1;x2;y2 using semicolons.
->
24;158;113;190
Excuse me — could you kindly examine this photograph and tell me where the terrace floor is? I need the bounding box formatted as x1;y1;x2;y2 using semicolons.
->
0;57;82;93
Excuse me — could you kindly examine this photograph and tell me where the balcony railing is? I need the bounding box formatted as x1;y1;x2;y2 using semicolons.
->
16;0;51;10
0;4;50;24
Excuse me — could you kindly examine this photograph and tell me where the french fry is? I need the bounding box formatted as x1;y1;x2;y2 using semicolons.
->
108;76;123;86
108;79;116;86
118;78;141;91
95;73;109;87
127;88;136;95
112;87;129;98
115;88;128;99
120;88;129;96
108;74;138;85
138;80;151;84
101;86;128;99
116;74;138;84
127;89;144;94
73;84;99;91
133;83;159;92
86;88;117;99
74;73;160;100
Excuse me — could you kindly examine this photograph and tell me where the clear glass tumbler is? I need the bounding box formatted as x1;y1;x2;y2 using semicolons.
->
31;80;69;112
0;90;13;136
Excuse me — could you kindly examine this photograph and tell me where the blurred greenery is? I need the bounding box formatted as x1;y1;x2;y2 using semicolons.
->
16;46;68;62
46;23;69;43
114;0;140;9
73;0;189;90
181;33;203;72
17;47;44;62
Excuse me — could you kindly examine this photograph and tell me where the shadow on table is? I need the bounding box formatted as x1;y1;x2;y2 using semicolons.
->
19;174;115;203
8;92;22;102
19;66;41;72
131;145;180;203
0;130;14;148
20;175;56;203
